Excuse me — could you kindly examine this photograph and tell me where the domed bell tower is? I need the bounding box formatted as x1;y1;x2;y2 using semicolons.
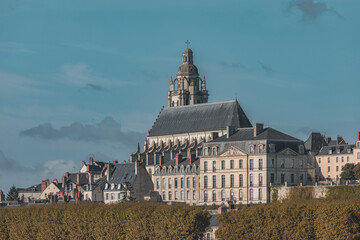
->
168;48;209;107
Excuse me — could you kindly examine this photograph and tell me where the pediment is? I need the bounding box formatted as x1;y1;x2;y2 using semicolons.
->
219;146;247;157
278;147;298;156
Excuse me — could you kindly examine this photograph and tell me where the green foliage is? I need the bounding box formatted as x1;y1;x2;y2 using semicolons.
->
271;188;278;203
216;200;360;240
285;187;314;202
353;164;360;180
326;185;360;201
6;185;19;202
341;163;356;180
0;202;210;240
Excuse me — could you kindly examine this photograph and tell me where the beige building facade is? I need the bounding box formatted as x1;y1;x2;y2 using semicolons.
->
315;133;360;181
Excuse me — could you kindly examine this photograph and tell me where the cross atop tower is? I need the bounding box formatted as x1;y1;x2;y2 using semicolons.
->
185;40;190;48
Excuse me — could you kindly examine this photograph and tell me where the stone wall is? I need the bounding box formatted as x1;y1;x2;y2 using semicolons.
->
271;185;328;202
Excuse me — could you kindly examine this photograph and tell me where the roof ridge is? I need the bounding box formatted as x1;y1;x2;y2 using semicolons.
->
162;100;237;110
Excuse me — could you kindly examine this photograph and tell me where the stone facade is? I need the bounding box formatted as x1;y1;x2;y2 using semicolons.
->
314;133;360;182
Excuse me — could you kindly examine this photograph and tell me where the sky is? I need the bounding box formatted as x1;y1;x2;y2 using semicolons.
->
0;0;359;193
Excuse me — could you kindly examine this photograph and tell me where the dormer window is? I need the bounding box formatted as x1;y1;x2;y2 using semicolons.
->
249;145;255;153
212;147;217;156
259;144;264;153
269;144;275;153
204;148;208;156
329;150;332;154
111;184;115;190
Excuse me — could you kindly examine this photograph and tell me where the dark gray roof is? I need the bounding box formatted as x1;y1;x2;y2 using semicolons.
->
18;184;41;193
148;100;252;137
162;157;200;167
108;163;136;185
212;127;301;142
208;214;220;228
318;144;354;156
305;133;327;152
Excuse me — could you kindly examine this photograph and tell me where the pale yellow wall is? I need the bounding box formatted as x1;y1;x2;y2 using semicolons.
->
40;183;60;199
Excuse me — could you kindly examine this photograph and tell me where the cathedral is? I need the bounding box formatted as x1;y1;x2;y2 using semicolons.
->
131;48;308;205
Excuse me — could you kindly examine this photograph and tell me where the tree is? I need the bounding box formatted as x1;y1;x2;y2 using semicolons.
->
353;163;360;180
6;185;19;202
340;163;355;180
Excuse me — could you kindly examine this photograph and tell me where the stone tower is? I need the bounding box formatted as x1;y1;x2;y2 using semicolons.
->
168;48;209;107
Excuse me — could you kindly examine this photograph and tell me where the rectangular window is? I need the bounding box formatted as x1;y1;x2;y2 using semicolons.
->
230;190;234;200
230;174;234;187
281;160;285;168
239;189;243;200
336;166;339;172
174;178;178;189
221;175;225;188
163;179;166;188
169;179;172;188
193;190;196;200
328;166;330;172
336;157;338;163
291;174;294;183
169;191;172;200
239;159;243;169
204;176;208;188
156;179;159;189
250;189;253;201
213;161;216;172
259;159;263;170
239;174;243;187
230;160;234;169
193;177;196;188
204;161;208;172
221;190;225;201
250;159;254;170
271;173;275;184
328;157;330;163
162;191;166;200
204;191;208;202
319;158;321;164
186;177;190;188
212;175;216;188
117;193;120;200
250;174;253;187
105;193;109;200
186;191;190;200
341;157;344;162
181;178;184;188
111;193;114;200
181;191;184;200
271;159;275;167
259;189;262;201
259;173;263;186
212;190;216;202
281;174;285;184
221;160;225;169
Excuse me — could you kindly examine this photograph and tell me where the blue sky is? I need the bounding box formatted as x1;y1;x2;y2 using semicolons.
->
0;0;359;193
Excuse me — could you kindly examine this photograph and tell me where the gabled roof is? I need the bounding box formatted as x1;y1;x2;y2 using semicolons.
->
148;100;252;137
66;173;89;185
108;163;137;185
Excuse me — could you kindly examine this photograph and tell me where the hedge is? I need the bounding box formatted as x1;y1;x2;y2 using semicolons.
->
216;200;360;240
0;202;210;240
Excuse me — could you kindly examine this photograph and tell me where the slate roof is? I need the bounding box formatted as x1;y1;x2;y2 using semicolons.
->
162;157;200;167
148;100;252;137
212;127;301;142
305;132;327;152
318;144;354;156
208;214;220;228
108;163;137;185
18;184;41;193
66;173;89;185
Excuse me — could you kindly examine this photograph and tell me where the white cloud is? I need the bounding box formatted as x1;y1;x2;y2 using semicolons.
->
39;159;78;181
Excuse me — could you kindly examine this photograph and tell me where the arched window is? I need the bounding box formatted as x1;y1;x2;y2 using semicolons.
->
230;190;234;200
239;189;243;200
204;190;208;202
221;190;225;201
230;160;234;169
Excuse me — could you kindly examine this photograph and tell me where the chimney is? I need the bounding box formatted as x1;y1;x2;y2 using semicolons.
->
87;165;90;172
325;137;331;144
88;173;92;185
62;176;66;188
190;153;196;164
226;126;234;138
358;132;360;141
53;179;59;185
113;160;118;165
76;173;80;185
82;161;86;167
159;155;164;166
188;148;192;157
254;123;264;137
337;136;343;145
66;172;69;177
176;153;182;165
135;160;138;175
41;180;49;193
106;164;111;181
89;157;94;165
